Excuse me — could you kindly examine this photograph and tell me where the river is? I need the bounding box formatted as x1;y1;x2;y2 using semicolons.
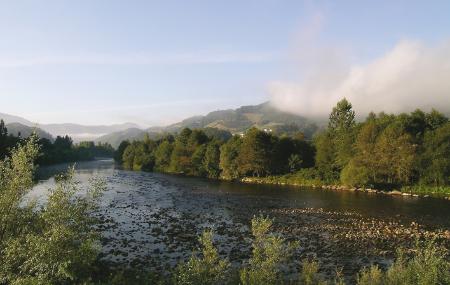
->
33;159;450;279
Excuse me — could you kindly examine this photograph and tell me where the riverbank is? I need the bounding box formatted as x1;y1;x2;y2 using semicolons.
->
240;175;450;200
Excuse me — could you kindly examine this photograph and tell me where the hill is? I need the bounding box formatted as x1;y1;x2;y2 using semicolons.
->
5;123;54;141
94;128;148;148
162;102;317;135
0;112;139;142
41;122;140;142
96;102;318;148
0;112;34;126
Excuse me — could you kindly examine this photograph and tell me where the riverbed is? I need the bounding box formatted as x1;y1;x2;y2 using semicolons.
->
33;159;450;279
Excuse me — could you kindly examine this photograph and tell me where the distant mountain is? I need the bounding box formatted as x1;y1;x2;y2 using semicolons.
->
5;123;54;141
94;128;149;148
41;122;140;142
161;102;317;134
0;112;34;126
0;112;139;142
96;102;318;148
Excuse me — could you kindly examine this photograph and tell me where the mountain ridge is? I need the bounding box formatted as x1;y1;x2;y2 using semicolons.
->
0;112;139;141
96;102;318;148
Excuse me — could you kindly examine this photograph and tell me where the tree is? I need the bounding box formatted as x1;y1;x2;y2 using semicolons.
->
328;98;356;169
237;128;275;177
170;129;195;174
219;136;242;180
114;140;130;163
154;140;173;171
191;144;207;176
288;154;303;173
0;119;9;158
419;122;450;186
314;131;339;182
341;120;381;186
425;109;448;130
122;141;154;171
174;230;230;285
239;216;297;285
374;124;416;185
204;142;221;178
0;137;105;284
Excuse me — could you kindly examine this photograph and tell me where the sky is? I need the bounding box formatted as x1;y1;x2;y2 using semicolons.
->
1;0;450;126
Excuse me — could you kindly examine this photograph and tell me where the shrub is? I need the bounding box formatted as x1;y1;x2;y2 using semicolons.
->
174;230;230;285
240;216;298;285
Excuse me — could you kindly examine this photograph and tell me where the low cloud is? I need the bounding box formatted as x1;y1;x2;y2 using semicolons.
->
269;40;450;118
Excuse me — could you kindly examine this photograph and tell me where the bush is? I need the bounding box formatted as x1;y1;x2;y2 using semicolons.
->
240;216;298;285
298;259;327;285
174;230;230;285
0;137;105;284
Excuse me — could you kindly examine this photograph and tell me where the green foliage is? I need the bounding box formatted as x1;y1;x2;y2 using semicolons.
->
114;140;130;163
340;159;370;187
356;266;384;285
314;131;339;182
0;137;105;284
174;230;230;285
154;139;173;172
219;136;242;180
385;240;450;285
298;259;327;285
204;142;221;178
419;122;450;186
288;154;303;173
239;216;298;285
237;128;275;177
122;140;155;171
328;98;356;169
113;100;449;196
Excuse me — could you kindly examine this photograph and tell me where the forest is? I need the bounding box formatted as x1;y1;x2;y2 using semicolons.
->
116;99;450;195
0;119;114;165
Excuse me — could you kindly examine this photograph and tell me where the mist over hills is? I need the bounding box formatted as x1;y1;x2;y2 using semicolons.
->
0;112;139;142
5;122;54;141
1;102;318;148
96;102;319;148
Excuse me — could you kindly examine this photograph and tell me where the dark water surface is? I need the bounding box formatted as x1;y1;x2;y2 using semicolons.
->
33;159;450;278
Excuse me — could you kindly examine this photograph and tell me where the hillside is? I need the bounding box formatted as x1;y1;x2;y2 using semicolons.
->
96;102;318;148
94;128;148;148
0;112;139;142
0;112;34;126
162;102;317;135
5;123;54;141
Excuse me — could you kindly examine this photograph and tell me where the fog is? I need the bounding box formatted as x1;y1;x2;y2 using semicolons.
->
269;40;450;118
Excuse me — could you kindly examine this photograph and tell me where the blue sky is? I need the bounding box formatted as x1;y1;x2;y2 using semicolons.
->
1;0;449;126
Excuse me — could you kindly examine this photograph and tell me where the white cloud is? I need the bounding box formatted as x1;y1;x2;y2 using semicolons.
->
269;40;450;118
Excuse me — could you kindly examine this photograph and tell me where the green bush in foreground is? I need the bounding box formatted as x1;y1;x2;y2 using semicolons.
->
0;137;105;284
239;216;298;285
176;220;449;285
174;230;231;285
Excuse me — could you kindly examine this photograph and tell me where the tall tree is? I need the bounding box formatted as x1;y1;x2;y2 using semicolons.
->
219;136;242;180
328;98;356;169
419;122;450;186
204;141;221;178
237;128;275;177
154;140;173;171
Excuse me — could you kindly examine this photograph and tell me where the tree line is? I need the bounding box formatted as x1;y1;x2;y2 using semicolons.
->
116;99;449;191
0;119;114;165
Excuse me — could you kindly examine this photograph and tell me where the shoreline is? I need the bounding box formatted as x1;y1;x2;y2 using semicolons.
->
239;177;450;201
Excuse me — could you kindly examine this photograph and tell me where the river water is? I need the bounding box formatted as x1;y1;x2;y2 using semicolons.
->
33;159;450;279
